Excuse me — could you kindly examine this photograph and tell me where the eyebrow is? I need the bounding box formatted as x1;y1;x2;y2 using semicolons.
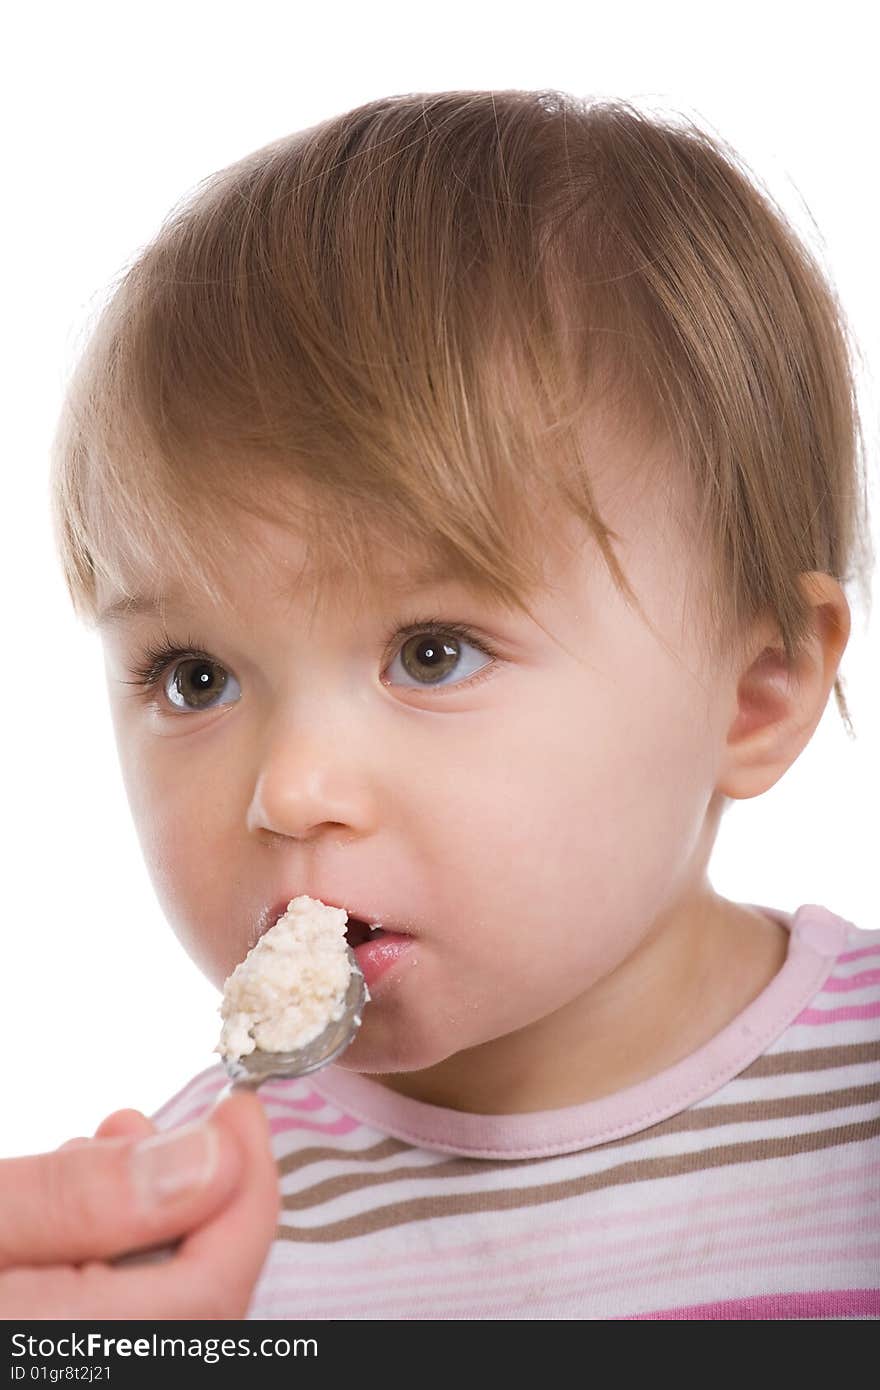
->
97;594;177;629
95;568;460;630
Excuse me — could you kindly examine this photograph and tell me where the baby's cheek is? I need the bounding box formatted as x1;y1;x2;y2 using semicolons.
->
137;812;238;984
455;723;710;1005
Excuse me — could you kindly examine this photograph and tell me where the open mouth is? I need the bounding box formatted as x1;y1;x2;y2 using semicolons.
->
344;917;387;948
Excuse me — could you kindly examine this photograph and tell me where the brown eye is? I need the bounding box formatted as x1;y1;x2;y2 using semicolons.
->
165;658;234;710
398;633;462;684
387;625;495;690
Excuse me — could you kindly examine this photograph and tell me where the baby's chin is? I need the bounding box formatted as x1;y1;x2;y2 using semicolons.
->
332;1022;461;1077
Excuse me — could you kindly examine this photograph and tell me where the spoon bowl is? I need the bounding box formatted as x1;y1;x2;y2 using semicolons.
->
220;946;368;1088
112;947;366;1267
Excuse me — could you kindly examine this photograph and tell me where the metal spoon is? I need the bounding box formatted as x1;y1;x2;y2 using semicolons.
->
219;947;368;1089
112;948;366;1267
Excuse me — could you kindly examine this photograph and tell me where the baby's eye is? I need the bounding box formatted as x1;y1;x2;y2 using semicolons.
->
383;624;497;691
122;639;242;714
161;656;241;712
123;619;500;714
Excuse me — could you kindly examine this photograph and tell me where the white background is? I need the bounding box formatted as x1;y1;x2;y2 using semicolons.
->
3;1;877;1157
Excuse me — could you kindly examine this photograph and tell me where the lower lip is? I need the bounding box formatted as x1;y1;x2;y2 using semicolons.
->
351;932;414;991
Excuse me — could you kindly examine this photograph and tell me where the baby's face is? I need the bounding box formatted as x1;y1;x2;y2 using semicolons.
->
98;463;733;1085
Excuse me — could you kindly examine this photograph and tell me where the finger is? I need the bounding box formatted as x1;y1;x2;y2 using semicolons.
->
0;1117;244;1269
100;1091;279;1319
172;1090;280;1316
94;1109;156;1142
0;1092;279;1319
56;1110;155;1153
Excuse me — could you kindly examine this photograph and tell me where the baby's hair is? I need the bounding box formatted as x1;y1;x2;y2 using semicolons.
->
50;88;873;733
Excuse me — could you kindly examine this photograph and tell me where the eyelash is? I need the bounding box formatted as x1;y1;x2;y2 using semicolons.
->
121;618;503;709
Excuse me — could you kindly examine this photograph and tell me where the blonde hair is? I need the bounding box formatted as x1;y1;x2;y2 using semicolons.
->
49;89;873;733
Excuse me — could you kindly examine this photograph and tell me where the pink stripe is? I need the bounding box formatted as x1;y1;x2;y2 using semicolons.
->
155;1071;325;1126
837;944;880;963
173;1097;226;1128
269;1113;361;1137
272;1186;879;1307
171;1092;360;1135
271;1191;879;1308
178;1082;327;1119
622;1287;880;1319
151;1066;225;1125
272;1156;880;1280
823;968;880;992
257;1088;326;1113
256;1240;880;1319
159;1077;360;1133
794;1000;880;1025
172;1089;351;1132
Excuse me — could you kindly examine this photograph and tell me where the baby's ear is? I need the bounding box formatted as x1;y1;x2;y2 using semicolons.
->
715;572;851;801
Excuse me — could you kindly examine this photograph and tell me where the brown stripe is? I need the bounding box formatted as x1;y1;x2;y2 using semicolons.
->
275;1041;879;1180
736;1039;880;1078
279;1081;880;1205
275;1111;880;1243
277;1136;408;1177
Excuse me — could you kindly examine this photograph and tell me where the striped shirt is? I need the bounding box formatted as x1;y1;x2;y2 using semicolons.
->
153;901;880;1320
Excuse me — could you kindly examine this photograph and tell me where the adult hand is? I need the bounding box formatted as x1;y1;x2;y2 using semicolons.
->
0;1092;279;1318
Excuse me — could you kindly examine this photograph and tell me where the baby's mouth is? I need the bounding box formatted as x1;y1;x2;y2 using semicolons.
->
344;917;387;948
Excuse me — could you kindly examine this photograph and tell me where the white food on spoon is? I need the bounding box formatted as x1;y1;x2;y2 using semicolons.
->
217;894;373;1061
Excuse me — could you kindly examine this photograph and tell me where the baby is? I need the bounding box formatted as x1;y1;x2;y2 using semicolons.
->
7;88;878;1319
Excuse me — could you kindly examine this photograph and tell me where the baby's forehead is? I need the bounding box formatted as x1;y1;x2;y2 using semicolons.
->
93;467;684;638
94;540;510;632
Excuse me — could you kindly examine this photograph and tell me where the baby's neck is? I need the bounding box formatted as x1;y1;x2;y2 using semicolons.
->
373;895;789;1115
